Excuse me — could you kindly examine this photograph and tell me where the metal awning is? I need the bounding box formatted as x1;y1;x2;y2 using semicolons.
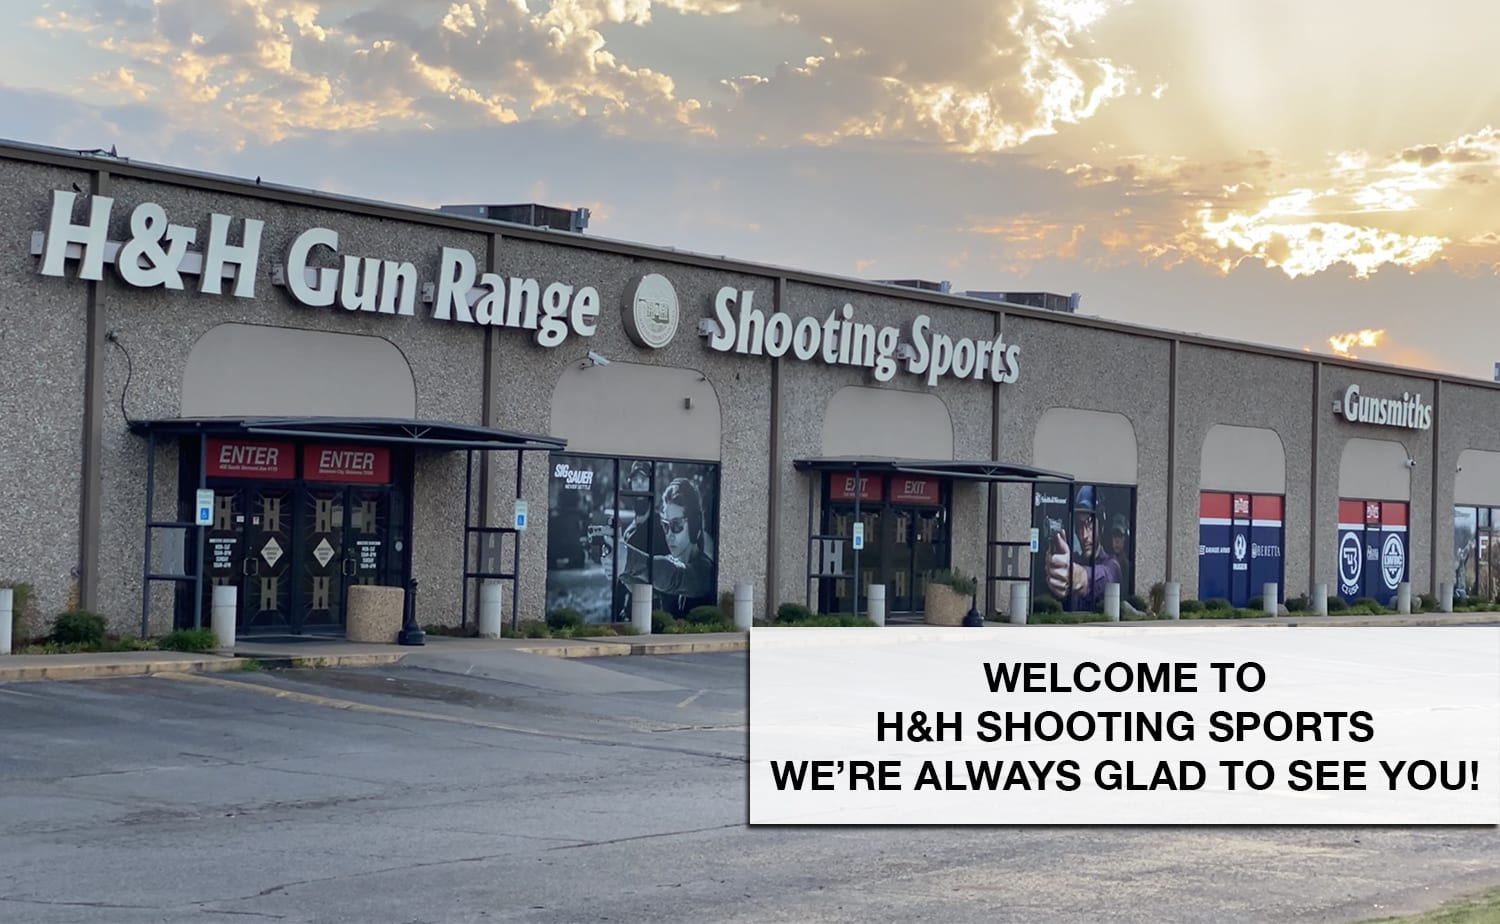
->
127;416;567;452
129;415;563;639
792;455;1074;484
794;456;1074;620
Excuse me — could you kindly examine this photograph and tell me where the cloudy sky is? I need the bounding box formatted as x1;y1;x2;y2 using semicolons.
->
5;0;1499;378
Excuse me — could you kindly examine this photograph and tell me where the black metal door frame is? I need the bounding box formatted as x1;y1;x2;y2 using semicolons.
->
814;474;952;616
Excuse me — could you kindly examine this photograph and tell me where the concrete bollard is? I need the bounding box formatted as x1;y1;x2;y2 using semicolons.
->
478;582;504;638
211;584;236;649
0;587;12;655
1313;582;1328;616
1008;583;1029;626
866;583;886;627
1262;583;1278;616
1164;582;1180;620
632;583;653;636
1397;582;1412;615
1440;582;1454;613
733;582;754;630
1104;582;1121;622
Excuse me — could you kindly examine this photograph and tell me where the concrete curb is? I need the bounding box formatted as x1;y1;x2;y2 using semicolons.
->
0;635;750;682
506;642;634;659
0;656;252;683
615;637;749;655
505;634;749;658
236;653;414;670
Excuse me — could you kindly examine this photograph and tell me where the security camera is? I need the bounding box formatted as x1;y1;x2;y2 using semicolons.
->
1406;458;1417;468
586;351;609;367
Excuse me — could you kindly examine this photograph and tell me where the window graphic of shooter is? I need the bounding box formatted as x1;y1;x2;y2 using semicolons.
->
1045;485;1122;611
599;473;716;619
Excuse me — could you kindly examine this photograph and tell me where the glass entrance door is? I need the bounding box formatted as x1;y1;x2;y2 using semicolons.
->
908;506;949;612
202;484;295;632
298;486;393;633
817;473;951;615
300;486;347;633
820;506;883;615
200;483;392;634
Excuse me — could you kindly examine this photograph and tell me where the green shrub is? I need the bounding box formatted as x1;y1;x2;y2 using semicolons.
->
1032;595;1063;614
545;608;584;631
660;617;735;633
1124;593;1148;612
1;580;34;642
776;602;814;624
1148;582;1166;615
1204;598;1232;611
1418;593;1438;612
686;605;725;625
1285;594;1308;613
718;589;736;613
1353;597;1385;612
652;609;676;633
563;623;627;637
1248;596;1263;610
1326;596;1348;612
521;620;550;638
1180;599;1205;613
927;569;977;597
782;614;876;627
1031;612;1110;624
159;628;218;652
52;609;107;646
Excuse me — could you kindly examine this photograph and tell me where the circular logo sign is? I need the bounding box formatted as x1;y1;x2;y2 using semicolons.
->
622;273;679;350
1233;534;1247;561
1381;533;1405;590
1338;532;1363;590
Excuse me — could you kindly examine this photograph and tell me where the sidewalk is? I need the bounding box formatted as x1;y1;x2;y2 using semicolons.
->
0;631;750;683
2;614;1495;684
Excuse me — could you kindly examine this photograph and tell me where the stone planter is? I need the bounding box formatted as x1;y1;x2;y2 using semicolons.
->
924;582;970;626
346;584;405;643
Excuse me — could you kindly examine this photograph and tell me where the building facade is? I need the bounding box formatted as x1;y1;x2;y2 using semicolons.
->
3;139;1498;638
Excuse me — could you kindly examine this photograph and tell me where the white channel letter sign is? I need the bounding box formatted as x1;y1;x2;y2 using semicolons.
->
34;190;263;297
31;190;602;349
33;189;1018;378
706;287;1021;386
1340;384;1433;431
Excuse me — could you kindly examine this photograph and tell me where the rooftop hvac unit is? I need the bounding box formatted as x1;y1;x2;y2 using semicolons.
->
438;203;591;233
962;290;1079;313
874;278;952;294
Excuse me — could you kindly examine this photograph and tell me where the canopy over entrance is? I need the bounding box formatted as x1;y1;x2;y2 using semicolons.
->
793;456;1074;485
127;416;565;452
793;456;1076;619
128;416;565;638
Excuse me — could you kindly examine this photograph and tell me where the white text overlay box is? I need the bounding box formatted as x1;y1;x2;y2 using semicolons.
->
748;626;1500;825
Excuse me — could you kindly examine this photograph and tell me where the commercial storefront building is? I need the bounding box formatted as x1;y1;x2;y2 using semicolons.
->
4;137;1499;638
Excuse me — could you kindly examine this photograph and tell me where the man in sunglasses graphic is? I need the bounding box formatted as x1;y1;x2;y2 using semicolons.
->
604;476;716;618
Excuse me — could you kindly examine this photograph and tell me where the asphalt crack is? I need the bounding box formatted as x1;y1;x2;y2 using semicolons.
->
546;822;743;851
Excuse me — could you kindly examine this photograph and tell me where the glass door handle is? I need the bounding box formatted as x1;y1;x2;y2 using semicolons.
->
242;558;259;576
342;557;356;577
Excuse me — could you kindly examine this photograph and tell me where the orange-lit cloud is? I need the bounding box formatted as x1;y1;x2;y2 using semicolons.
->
26;0;1135;151
721;0;1132;152
1040;127;1500;280
1327;329;1384;360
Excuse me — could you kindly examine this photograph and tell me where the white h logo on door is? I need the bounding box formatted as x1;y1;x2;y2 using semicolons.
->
820;539;845;576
